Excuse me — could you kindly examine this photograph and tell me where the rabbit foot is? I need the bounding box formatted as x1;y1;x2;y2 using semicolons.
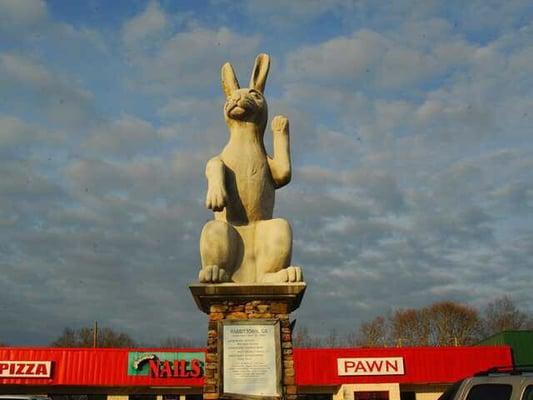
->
259;266;303;283
199;265;230;283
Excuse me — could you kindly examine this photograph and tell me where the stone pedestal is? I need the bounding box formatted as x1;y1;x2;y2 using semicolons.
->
189;283;306;400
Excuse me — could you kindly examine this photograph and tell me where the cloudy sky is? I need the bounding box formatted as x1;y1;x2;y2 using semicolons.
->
1;0;532;346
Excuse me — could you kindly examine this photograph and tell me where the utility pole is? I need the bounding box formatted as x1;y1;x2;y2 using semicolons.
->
93;321;98;348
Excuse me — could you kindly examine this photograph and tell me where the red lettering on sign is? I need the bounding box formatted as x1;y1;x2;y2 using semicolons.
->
338;357;404;376
160;360;172;378
180;359;190;377
26;363;35;374
172;359;187;377
354;361;366;372
145;358;203;379
344;360;355;372
190;359;201;378
385;360;399;372
149;359;160;377
0;361;52;378
35;364;48;376
366;360;383;372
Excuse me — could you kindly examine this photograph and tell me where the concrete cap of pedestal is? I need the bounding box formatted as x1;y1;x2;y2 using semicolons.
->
189;283;306;314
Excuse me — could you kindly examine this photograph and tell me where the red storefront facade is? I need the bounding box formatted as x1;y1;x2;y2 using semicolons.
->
0;346;512;400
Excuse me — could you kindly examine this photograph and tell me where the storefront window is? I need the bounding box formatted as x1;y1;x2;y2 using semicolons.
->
162;395;202;400
297;394;332;400
129;395;156;400
354;392;389;400
51;395;106;400
400;392;415;400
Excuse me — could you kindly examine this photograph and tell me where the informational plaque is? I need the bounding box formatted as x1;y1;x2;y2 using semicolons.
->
220;320;281;399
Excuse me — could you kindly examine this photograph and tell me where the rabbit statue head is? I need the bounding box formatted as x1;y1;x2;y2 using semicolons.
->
221;53;270;137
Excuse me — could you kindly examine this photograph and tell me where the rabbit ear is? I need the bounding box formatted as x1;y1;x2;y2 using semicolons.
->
249;53;270;93
221;62;240;97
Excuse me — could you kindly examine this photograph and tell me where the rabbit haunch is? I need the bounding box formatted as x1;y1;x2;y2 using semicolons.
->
198;53;303;284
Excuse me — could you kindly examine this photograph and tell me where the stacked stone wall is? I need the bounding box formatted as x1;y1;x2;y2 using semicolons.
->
203;300;297;400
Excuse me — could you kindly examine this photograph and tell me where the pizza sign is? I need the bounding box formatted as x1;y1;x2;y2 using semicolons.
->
0;361;52;378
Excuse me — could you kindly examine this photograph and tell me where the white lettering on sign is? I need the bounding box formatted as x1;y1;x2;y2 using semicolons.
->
0;361;52;378
337;357;404;376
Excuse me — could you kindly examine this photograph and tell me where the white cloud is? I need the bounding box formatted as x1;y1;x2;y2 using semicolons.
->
158;97;219;121
0;53;94;127
0;115;42;147
0;53;51;84
124;24;261;93
83;115;163;157
122;1;169;46
240;0;352;29
285;29;386;83
284;25;478;90
0;0;48;32
0;0;108;56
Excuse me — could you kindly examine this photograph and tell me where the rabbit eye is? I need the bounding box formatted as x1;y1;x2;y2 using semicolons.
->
249;89;262;99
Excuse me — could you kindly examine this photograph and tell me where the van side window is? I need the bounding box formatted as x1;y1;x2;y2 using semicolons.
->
522;385;533;400
466;384;512;400
437;380;463;400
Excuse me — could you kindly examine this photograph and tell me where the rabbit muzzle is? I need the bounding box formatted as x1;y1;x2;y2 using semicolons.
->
225;93;260;120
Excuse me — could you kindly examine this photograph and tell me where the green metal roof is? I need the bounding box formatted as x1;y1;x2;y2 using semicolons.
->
477;330;533;365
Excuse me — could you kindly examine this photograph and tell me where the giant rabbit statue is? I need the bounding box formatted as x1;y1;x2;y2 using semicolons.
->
199;53;303;284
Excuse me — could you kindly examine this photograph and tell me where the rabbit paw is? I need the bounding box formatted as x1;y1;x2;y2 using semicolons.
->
199;265;230;283
272;115;289;135
205;184;227;211
286;266;303;282
259;266;303;283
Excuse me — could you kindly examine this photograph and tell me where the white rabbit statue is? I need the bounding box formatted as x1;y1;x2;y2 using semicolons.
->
198;53;303;284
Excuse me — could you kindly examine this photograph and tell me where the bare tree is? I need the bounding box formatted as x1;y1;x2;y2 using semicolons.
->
356;316;388;347
390;308;431;346
481;296;531;336
51;326;136;348
323;329;340;348
51;327;77;347
428;301;481;346
293;326;322;347
99;327;137;347
356;301;484;347
345;330;359;347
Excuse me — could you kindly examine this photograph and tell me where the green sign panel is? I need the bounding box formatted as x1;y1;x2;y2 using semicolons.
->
127;351;205;376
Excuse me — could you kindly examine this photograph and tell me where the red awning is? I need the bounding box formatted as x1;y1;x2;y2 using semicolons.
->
0;345;512;388
0;347;205;387
293;346;512;386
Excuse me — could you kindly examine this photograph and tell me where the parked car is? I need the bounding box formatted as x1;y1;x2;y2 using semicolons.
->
438;366;533;400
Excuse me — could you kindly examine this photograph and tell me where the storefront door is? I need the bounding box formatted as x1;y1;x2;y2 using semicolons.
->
354;391;389;400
